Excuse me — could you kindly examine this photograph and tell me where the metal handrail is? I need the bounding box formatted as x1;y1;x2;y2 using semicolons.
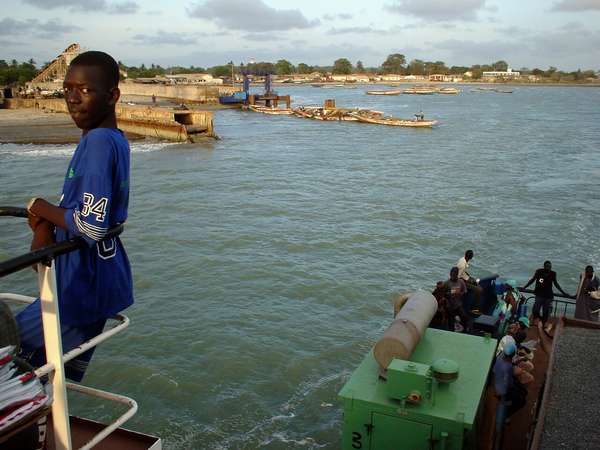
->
0;206;124;279
518;288;577;318
1;207;136;450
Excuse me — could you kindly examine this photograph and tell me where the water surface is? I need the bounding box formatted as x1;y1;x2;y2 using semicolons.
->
1;85;599;449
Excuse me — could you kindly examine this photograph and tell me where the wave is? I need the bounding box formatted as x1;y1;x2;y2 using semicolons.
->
0;141;174;158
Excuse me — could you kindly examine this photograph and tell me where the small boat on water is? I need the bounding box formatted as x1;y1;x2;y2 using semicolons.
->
366;89;403;96
350;113;437;127
248;105;294;115
494;88;514;93
438;87;461;94
403;86;437;95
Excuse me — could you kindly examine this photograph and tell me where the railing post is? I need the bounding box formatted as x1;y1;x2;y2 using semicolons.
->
38;262;72;450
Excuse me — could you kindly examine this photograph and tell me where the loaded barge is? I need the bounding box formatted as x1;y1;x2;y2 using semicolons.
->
339;278;599;449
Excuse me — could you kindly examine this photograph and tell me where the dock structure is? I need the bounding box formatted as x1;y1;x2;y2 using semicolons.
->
247;93;291;109
1;98;215;142
31;43;80;84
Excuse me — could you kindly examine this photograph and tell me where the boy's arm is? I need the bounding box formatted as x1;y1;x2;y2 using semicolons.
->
28;198;68;230
30;220;55;251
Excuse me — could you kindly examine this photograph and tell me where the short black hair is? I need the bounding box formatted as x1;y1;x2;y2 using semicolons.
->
586;265;594;272
514;330;527;345
69;51;120;88
465;250;474;258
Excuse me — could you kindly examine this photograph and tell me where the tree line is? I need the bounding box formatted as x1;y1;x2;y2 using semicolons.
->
0;59;38;85
1;54;598;86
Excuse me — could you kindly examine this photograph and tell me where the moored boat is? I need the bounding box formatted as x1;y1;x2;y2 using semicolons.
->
366;89;403;95
403;86;437;95
350;113;437;127
248;105;294;115
438;87;461;94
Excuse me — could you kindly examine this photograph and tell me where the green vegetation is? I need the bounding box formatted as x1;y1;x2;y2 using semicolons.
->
1;53;598;86
332;58;353;75
381;53;406;74
0;59;38;85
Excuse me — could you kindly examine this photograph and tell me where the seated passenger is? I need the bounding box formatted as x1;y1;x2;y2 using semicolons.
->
493;282;518;336
431;281;448;329
496;322;519;357
494;343;527;429
456;250;483;312
513;330;535;385
443;267;470;333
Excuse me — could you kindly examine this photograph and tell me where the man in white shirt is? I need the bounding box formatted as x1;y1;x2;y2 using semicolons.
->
456;250;474;282
456;250;482;310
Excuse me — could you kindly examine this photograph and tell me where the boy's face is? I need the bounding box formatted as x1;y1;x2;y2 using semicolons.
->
63;65;118;130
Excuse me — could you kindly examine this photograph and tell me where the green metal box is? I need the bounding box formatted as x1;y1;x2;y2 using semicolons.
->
339;328;496;450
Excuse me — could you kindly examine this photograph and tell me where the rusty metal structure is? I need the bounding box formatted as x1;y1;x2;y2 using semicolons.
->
31;43;80;84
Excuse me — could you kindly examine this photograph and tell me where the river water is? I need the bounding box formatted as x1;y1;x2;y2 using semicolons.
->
1;85;599;449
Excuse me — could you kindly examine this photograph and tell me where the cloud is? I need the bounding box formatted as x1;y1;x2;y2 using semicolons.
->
22;0;139;14
107;1;139;14
327;26;389;35
551;0;600;11
322;13;353;20
187;0;319;31
242;33;278;41
131;30;199;46
0;17;82;39
431;28;600;70
384;0;487;21
493;25;531;35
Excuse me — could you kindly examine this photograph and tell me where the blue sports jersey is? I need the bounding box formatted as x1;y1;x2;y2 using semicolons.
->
56;128;133;326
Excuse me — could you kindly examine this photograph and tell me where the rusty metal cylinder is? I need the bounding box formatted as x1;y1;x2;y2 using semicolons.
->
374;290;438;369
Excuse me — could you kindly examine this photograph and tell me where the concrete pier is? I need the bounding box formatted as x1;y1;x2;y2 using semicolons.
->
2;98;215;142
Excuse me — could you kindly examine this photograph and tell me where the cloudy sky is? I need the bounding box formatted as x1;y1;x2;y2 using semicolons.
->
2;0;600;70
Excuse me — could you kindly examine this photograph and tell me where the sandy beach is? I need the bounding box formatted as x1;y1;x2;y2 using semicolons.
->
0;108;82;144
0;107;148;144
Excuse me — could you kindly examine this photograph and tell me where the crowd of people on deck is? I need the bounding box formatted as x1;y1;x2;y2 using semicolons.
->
430;250;600;438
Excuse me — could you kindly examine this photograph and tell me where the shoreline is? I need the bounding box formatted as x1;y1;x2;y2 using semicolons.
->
0;108;146;145
271;80;600;88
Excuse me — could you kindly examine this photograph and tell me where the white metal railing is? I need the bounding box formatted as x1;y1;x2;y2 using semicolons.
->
1;261;137;450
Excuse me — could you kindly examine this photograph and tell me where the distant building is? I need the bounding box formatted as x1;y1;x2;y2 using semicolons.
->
429;74;446;81
482;68;520;79
381;74;404;81
164;73;223;85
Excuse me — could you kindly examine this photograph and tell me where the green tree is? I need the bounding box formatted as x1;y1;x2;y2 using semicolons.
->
356;60;365;73
492;60;508;71
332;58;352;75
407;59;425;75
449;65;469;75
297;63;312;74
425;61;448;74
582;69;597;79
246;61;276;75
275;59;294;75
381;53;406;74
210;65;233;78
545;66;557;77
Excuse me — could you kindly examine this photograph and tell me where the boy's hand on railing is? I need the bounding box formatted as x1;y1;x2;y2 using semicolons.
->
31;222;56;269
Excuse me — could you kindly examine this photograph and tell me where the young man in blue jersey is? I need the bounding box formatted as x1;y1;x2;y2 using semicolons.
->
17;51;133;382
